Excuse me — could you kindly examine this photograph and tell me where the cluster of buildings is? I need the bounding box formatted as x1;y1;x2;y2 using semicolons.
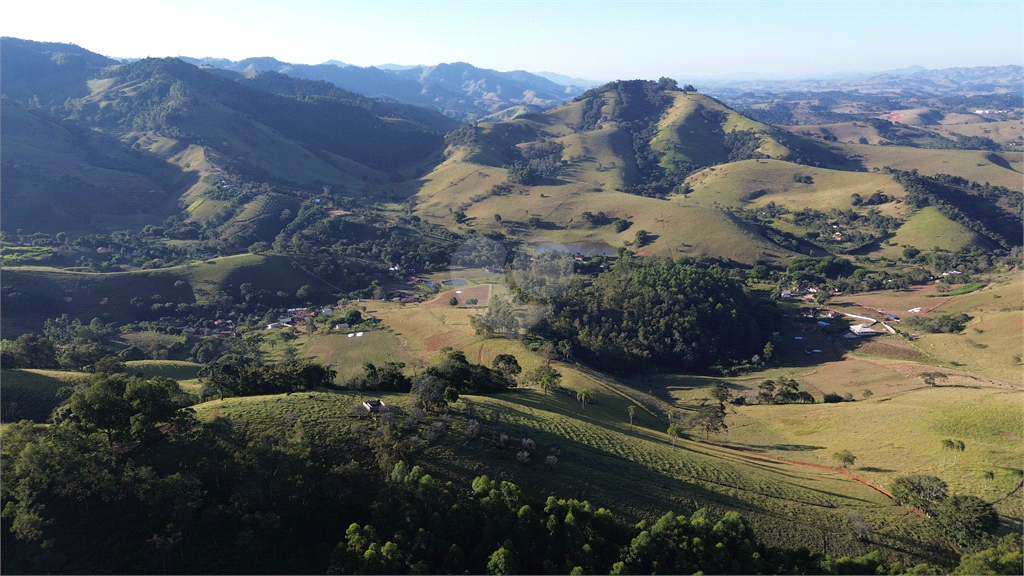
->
264;306;336;330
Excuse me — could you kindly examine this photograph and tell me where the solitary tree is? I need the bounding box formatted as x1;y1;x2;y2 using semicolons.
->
983;470;995;491
941;439;965;467
667;423;681;446
691;403;728;440
556;340;572;361
627;405;637;431
524;365;560;394
890;474;948;516
491;354;522;383
846;510;872;542
832;449;856;468
862;389;873;400
710;382;731;404
539;374;558;396
934;495;999;552
942;439;956;467
952;440;966;465
576;388;592;411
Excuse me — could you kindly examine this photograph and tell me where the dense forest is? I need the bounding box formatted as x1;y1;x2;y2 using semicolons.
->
535;254;780;374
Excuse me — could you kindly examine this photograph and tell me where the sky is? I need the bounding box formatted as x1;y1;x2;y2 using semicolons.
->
2;0;1021;81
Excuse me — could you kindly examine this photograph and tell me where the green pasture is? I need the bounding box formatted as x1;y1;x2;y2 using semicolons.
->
838;143;1023;192
684;158;905;216
887;206;990;254
935;119;1024;144
188;378;943;566
298;330;419;382
651;93;786;169
0;368;86;423
725;387;1022;519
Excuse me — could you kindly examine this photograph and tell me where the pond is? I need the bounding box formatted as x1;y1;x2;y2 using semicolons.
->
443;279;469;286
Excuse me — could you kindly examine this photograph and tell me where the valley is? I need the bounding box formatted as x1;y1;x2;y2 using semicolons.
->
0;36;1021;575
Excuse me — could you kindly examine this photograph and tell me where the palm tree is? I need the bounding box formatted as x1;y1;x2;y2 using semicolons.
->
667;423;681;446
539;375;556;396
627;405;636;431
952;440;965;465
576;388;592;411
941;439;956;467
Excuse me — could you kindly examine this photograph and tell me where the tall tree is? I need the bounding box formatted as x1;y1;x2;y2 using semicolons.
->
952;440;966;465
890;474;948;516
691;403;727;440
667;423;681;446
710;383;731;404
491;354;521;383
576;388;592;411
627;405;636;431
935;495;1000;552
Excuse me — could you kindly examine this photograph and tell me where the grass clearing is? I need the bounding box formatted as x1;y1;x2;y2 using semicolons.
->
934;119;1024;145
838;143;1024;192
726;387;1023;514
124;359;203;381
684;158;906;215
888;206;990;253
0;369;86;423
299;330;419;381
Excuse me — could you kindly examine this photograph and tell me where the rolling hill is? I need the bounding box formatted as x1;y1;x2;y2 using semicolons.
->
1;37;452;238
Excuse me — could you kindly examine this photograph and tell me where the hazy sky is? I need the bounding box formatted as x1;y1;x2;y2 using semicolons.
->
3;1;1021;80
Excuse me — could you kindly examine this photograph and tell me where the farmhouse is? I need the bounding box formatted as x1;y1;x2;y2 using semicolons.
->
844;324;880;339
363;399;386;412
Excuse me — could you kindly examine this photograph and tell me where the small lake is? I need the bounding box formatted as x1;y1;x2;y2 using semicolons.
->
443;279;469;286
531;241;617;257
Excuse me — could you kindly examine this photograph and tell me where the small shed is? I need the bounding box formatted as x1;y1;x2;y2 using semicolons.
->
363;399;386;413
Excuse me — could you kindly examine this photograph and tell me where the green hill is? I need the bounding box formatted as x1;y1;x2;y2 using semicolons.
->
0;254;342;335
0;99;189;235
414;82;872;263
0;368;87;422
189;383;942;566
889;206;992;253
1;41;451;238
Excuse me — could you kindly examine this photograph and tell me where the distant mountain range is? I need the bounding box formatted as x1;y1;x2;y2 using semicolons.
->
180;56;589;121
701;65;1024;98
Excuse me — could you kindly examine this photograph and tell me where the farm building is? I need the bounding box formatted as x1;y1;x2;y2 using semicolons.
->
844;324;880;339
363;399;387;413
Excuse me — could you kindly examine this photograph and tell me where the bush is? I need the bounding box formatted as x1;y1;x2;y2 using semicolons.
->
890;475;947;515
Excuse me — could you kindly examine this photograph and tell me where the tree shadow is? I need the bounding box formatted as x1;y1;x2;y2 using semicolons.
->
984;152;1019;173
858;466;896;473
